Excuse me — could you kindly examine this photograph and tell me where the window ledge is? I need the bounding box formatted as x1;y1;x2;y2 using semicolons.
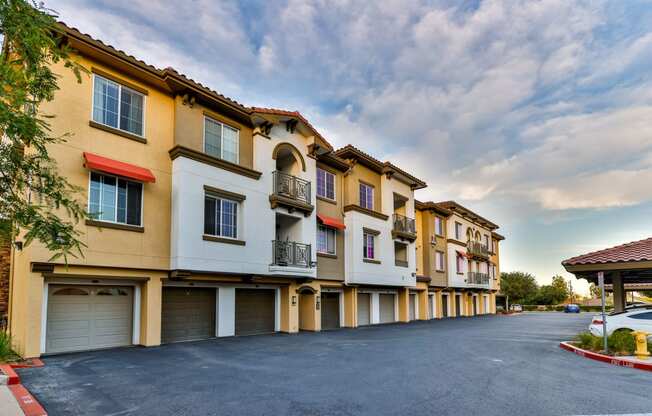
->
86;219;144;233
363;258;381;265
435;269;445;273
203;234;246;246
317;196;337;205
395;260;409;268
317;252;337;259
89;120;147;144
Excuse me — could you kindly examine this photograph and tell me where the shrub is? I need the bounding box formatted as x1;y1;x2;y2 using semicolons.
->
0;331;13;363
608;330;635;356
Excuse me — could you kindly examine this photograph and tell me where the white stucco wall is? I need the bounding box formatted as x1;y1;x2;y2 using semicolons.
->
445;212;494;289
171;124;317;277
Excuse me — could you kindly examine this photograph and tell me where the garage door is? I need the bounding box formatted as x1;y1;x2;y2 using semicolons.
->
379;294;396;324
442;295;449;317
357;293;370;326
428;295;434;319
46;285;133;354
321;292;340;330
409;294;416;321
161;287;216;343
235;289;276;336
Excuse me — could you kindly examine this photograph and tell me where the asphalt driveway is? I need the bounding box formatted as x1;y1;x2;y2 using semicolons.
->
18;313;652;416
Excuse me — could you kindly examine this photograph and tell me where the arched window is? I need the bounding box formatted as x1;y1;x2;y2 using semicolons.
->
52;287;89;296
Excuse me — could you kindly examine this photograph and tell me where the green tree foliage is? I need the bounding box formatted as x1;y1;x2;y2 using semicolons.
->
500;271;539;304
0;0;88;261
589;283;602;299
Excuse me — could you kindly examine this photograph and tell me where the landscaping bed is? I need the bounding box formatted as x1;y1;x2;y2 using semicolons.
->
573;331;651;356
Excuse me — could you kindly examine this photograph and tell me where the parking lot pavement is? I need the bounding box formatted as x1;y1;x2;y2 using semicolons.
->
17;312;652;416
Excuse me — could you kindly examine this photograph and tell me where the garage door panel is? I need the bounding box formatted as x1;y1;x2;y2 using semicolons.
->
321;293;340;330
357;293;370;326
235;289;275;336
46;285;133;354
379;294;396;324
161;287;216;343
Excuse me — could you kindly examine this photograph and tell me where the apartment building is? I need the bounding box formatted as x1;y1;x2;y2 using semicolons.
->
3;23;503;358
415;201;504;318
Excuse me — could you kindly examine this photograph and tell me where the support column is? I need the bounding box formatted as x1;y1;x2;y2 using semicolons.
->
398;288;410;322
612;272;626;313
418;289;428;320
141;275;162;346
279;282;299;333
343;287;357;327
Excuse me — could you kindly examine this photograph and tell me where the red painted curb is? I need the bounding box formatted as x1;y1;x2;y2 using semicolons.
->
0;364;20;385
9;383;48;416
560;342;652;372
10;358;45;369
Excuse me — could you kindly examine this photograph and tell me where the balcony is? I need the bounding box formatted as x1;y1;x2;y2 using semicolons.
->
272;240;312;268
467;241;491;259
391;213;416;241
467;271;490;286
269;171;314;216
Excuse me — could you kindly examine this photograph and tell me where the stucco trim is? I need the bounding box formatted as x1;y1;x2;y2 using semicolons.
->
362;227;381;236
86;219;144;233
344;205;389;221
203;185;246;202
169;145;262;180
89;121;147;144
91;67;149;95
272;142;306;172
202;235;246;246
363;258;381;265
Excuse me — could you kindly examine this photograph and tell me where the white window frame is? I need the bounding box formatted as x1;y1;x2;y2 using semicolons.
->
363;232;375;260
91;74;146;138
435;216;443;236
435;251;445;271
317;225;337;255
484;234;490;248
456;253;465;274
204;194;239;239
455;222;463;240
359;183;374;210
87;171;144;227
316;168;336;201
203;115;240;164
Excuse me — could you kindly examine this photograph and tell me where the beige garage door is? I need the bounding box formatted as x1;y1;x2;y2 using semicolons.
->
321;292;340;330
46;285;133;354
379;294;396;324
357;293;371;326
161;287;216;343
409;294;417;321
235;289;276;336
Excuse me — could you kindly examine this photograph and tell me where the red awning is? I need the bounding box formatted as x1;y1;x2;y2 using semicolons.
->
83;152;156;183
456;250;465;258
317;214;346;230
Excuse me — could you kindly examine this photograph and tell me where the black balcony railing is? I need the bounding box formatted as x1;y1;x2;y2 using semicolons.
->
392;213;416;236
272;171;311;205
467;272;490;285
272;240;312;268
467;241;491;258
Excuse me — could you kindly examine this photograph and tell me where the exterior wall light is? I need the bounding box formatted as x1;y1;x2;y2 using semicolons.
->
316;296;321;310
292;295;297;306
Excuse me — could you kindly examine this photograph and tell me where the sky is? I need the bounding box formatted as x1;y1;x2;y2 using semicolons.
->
46;0;652;295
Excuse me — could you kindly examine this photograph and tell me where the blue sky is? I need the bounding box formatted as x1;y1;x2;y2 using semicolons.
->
48;0;652;294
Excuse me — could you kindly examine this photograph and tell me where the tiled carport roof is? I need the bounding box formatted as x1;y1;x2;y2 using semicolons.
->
562;237;652;266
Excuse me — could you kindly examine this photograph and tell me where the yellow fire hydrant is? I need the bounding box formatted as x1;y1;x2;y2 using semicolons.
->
631;331;650;360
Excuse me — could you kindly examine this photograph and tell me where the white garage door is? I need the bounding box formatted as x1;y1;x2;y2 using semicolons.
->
379;294;396;324
357;293;371;326
46;285;133;354
409;294;417;321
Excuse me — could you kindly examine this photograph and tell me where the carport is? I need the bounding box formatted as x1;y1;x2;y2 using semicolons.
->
562;237;652;313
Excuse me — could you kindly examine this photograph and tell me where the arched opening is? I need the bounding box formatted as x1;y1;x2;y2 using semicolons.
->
272;142;305;174
298;287;317;331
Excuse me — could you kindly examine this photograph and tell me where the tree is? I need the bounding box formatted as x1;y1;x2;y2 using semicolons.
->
550;275;570;304
500;271;539;304
1;0;88;261
589;283;602;299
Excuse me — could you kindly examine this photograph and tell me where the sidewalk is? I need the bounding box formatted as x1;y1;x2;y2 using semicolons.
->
0;385;24;415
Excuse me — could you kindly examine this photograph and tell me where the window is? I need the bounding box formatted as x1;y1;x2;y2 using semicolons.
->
435;216;443;236
492;239;498;253
490;264;496;279
456;253;465;274
630;312;652;320
436;251;445;271
455;222;463;240
89;172;143;226
204;195;238;238
204;116;239;163
359;183;374;210
317;225;336;255
363;232;375;259
53;287;89;296
484;235;490;248
317;168;335;200
93;75;144;136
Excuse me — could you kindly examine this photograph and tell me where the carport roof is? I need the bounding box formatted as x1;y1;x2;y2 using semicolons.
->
562;237;652;284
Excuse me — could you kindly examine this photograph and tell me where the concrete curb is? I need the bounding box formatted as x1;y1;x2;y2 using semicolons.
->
0;364;48;415
560;341;652;372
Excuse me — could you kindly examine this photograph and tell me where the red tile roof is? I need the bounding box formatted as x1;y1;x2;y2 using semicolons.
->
562;237;652;266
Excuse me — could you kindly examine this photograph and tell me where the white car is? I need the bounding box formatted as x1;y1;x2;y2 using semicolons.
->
589;307;652;337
